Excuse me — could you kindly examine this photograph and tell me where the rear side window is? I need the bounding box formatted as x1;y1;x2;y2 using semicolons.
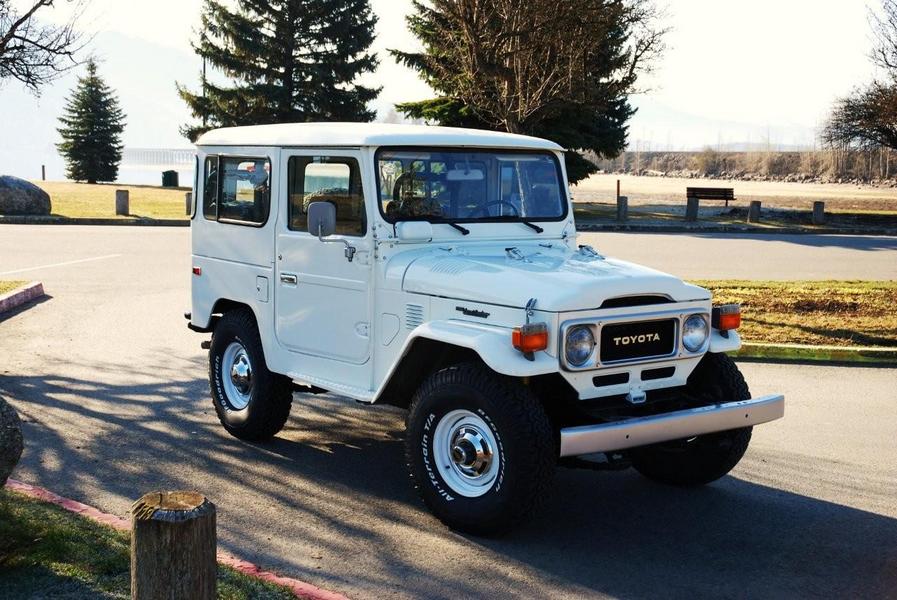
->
202;156;218;220
202;156;271;226
287;156;365;236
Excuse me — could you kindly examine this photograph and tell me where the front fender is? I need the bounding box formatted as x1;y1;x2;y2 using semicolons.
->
406;320;558;377
709;328;741;353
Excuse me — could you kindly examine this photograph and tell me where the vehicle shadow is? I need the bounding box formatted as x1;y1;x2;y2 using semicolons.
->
2;363;895;599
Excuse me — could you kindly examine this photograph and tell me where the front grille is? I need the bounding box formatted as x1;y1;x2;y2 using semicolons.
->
599;319;677;363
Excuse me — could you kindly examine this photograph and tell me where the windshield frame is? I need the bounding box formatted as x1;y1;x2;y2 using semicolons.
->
373;146;569;225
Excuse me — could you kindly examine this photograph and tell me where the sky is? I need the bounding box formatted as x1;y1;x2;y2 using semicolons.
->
0;0;881;181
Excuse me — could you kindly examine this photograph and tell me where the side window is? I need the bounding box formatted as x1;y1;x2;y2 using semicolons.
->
217;157;270;225
202;156;218;220
288;156;365;236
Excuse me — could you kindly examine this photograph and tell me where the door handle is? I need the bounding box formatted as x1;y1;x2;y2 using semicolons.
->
280;273;298;285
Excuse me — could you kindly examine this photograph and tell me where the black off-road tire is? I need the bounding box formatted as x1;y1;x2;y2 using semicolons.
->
209;308;293;441
631;352;753;486
405;362;556;535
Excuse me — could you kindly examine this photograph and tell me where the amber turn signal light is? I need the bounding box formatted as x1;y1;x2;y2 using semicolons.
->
512;322;549;354
712;304;741;331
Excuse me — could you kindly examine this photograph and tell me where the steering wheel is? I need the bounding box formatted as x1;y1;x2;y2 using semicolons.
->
467;201;520;218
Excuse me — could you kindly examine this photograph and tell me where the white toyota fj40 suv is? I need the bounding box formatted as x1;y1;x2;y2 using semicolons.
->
187;123;784;534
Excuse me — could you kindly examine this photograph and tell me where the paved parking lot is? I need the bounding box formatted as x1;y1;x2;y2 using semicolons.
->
1;225;896;598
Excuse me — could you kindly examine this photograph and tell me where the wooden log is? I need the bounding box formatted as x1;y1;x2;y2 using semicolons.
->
115;190;129;216
616;195;628;222
185;191;193;216
812;201;825;225
748;200;761;223
131;491;216;600
685;197;699;221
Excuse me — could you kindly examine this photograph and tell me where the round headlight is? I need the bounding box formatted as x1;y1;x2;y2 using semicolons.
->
565;325;596;367
682;314;709;352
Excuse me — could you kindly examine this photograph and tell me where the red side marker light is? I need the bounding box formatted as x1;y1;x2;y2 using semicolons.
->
712;304;741;331
192;266;202;276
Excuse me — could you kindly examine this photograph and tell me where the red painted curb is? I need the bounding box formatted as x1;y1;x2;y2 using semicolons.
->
4;479;349;600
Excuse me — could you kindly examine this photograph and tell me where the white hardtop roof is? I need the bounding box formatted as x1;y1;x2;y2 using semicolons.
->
195;122;564;151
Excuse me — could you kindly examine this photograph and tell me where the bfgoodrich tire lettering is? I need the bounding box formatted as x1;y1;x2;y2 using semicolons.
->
209;308;292;441
631;352;753;486
405;362;555;535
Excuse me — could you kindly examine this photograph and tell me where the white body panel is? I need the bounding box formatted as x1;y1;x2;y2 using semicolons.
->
189;123;742;406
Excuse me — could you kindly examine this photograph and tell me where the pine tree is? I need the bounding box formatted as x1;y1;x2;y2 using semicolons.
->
178;0;380;142
56;60;126;184
391;0;665;184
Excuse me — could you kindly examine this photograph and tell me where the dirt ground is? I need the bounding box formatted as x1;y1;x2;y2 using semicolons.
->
573;174;897;212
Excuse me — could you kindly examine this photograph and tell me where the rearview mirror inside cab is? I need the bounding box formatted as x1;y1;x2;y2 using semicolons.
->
307;201;336;237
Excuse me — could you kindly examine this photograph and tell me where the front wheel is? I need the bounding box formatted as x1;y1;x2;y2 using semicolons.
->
631;353;753;486
405;363;556;535
209;309;293;441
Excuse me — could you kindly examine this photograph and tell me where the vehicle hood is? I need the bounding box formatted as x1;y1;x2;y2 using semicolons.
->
401;245;708;312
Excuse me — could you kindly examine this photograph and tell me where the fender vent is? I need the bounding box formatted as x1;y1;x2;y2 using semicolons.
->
405;303;424;330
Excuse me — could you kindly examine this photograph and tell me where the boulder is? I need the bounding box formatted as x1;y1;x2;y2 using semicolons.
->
0;175;51;215
0;395;24;486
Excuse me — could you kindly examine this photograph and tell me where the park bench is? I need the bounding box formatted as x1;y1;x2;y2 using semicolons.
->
686;186;736;207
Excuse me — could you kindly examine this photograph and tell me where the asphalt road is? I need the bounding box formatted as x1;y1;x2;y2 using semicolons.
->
1;225;896;599
577;231;897;280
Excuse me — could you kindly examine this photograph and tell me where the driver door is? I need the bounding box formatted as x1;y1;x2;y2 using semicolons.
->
274;150;373;366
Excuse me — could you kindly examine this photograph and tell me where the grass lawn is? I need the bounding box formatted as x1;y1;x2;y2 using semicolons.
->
31;181;189;220
693;280;897;347
0;489;295;599
0;281;26;295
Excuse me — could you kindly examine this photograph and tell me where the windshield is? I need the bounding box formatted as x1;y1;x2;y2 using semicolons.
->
376;148;567;223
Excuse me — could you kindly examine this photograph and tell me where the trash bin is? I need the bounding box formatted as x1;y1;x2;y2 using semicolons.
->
162;170;179;188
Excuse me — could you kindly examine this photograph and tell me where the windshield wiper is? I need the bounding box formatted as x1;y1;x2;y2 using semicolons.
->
521;220;544;234
445;221;470;235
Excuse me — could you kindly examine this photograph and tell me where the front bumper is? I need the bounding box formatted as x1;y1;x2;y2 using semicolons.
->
558;394;785;457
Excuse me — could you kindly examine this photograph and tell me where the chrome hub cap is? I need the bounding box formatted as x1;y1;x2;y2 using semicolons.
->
222;342;253;409
433;410;499;497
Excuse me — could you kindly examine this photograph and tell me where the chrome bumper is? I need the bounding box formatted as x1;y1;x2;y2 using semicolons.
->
558;394;785;457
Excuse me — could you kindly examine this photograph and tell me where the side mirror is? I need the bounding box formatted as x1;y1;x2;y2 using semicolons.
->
395;220;433;242
305;201;356;262
307;201;336;238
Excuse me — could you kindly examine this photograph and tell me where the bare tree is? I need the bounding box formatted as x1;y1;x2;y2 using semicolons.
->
0;0;87;93
822;81;897;150
870;0;897;77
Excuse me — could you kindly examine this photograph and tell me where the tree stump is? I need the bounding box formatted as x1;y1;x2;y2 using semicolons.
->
685;197;699;222
616;195;628;222
748;200;762;223
131;491;216;600
115;189;129;216
812;201;825;225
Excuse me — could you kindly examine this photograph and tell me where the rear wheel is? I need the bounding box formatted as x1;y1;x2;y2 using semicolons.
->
209;309;292;441
631;353;753;486
405;362;556;535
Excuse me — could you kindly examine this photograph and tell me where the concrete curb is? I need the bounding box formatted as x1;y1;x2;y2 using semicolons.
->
4;479;349;600
0;281;44;314
576;222;897;235
734;342;897;365
0;216;189;226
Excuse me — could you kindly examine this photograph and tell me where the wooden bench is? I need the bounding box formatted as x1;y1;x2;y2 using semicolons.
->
686;187;735;207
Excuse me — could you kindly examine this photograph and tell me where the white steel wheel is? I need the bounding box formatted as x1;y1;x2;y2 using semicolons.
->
221;341;253;410
432;409;500;498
